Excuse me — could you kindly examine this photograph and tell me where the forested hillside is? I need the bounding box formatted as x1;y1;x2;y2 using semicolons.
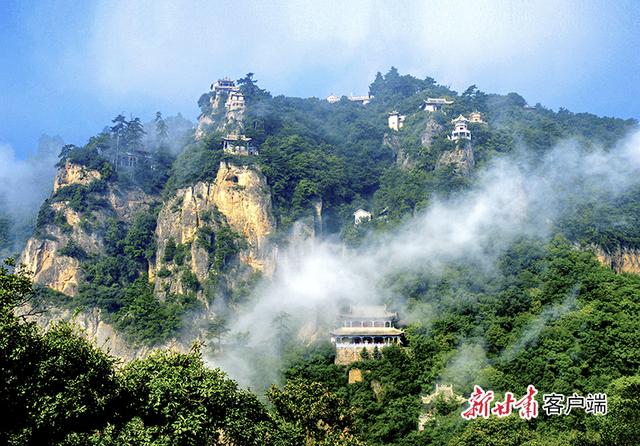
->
2;69;639;445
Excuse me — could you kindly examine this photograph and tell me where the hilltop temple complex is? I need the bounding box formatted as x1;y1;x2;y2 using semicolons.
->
211;77;239;94
331;305;405;365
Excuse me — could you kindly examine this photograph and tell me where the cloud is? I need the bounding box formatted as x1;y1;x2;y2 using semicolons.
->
208;129;640;389
0;136;61;220
75;0;610;104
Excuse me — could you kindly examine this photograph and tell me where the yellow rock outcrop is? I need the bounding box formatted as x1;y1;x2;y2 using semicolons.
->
53;161;102;193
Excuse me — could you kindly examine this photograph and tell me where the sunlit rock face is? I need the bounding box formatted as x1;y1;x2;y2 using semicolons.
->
53;161;102;194
21;162;154;296
153;161;276;297
594;245;640;274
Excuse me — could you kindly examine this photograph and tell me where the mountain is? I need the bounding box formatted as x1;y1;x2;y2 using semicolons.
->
4;69;640;445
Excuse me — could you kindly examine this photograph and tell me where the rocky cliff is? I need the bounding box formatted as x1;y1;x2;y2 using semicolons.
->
21;162;154;296
195;91;245;140
593;245;640;274
436;142;475;176
153;161;276;297
420;117;444;149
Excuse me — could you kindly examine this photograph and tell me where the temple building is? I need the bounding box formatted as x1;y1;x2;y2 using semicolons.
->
99;146;152;171
353;209;372;225
388;111;406;131
449;115;471;141
225;91;245;110
212;77;239;93
348;94;373;105
331;305;405;365
468;111;485;123
422;97;454;112
326;94;374;105
222;134;258;156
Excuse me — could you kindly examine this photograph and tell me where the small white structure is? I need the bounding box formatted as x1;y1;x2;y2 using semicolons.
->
222;134;258;156
388;112;406;131
212;77;239;93
422;97;454;112
449;115;471;141
326;94;341;103
327;94;374;105
225;91;245;110
348;94;373;105
468;111;485;123
353;209;372;225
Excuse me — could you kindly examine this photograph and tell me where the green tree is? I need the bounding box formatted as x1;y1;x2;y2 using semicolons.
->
125;117;146;148
154;111;168;142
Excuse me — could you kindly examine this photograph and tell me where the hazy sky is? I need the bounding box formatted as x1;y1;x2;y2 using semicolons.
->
1;0;639;157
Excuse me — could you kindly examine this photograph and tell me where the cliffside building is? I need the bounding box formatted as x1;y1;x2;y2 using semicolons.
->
99;146;152;171
422;97;454;112
225;91;245;111
326;94;341;103
222;134;258;156
449;115;471;141
331;305;405;365
388;112;406;131
469;111;485;123
212;77;239;94
348;94;373;105
353;209;372;225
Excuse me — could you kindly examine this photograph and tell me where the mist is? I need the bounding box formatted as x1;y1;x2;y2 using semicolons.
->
207;129;640;390
0;135;63;254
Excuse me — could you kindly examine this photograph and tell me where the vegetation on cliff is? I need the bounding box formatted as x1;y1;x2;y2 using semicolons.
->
8;69;640;444
0;261;363;445
277;236;640;445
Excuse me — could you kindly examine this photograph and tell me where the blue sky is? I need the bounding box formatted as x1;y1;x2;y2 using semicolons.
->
1;0;639;158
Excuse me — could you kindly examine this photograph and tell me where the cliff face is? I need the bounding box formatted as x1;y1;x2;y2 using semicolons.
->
195;92;245;140
20;162;154;296
436;142;474;176
53;161;102;193
420;117;444;149
153;161;276;296
594;245;640;274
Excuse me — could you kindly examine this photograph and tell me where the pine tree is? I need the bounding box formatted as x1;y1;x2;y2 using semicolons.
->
155;111;168;142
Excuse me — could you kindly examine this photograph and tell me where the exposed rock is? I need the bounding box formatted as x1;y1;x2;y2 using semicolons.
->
195;92;245;140
593;245;640;274
21;234;82;295
348;368;364;384
418;384;465;431
21;305;191;361
21;162;155;296
53;161;102;193
153;162;276;296
420;117;444;149
195;115;215;141
383;133;415;170
436;142;474;176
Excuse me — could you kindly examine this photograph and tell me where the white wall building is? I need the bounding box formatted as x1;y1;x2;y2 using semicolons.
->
353;209;372;225
388;112;406;131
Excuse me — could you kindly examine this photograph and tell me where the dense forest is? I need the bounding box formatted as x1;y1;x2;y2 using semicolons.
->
2;69;639;445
